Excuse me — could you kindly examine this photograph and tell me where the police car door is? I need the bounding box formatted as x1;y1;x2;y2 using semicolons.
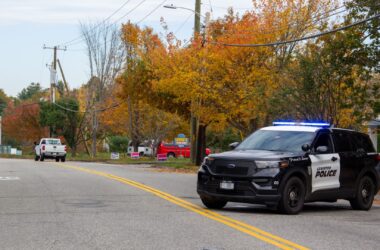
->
309;133;340;193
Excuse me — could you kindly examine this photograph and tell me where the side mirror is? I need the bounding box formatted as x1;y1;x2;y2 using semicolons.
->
229;142;240;150
316;146;329;154
301;144;311;152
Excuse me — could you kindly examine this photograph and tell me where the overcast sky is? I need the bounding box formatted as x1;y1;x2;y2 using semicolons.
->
0;0;254;97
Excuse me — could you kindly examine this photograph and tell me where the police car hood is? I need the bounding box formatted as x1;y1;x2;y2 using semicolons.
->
209;150;300;161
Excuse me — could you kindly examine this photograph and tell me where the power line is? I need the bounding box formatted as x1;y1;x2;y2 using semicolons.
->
219;5;347;38
136;0;167;24
66;0;147;47
62;0;133;46
211;13;380;48
173;13;194;36
53;102;122;113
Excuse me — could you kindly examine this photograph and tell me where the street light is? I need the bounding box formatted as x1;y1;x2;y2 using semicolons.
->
163;4;206;20
163;3;210;165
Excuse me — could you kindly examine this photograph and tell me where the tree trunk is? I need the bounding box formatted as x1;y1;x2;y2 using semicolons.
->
71;144;77;157
92;110;97;157
195;124;207;166
190;116;197;164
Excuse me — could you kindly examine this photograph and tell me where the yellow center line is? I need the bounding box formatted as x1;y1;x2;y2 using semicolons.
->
54;163;309;250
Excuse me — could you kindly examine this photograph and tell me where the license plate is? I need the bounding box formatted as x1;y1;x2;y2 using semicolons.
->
53;153;57;156
220;181;234;190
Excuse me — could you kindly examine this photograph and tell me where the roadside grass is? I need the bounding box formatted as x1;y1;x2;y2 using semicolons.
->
0;152;198;171
68;153;198;171
0;154;34;159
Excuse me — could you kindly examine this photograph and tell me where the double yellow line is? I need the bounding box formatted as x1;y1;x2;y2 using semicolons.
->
55;163;309;250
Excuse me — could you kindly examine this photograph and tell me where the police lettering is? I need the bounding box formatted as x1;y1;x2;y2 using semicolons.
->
315;169;337;178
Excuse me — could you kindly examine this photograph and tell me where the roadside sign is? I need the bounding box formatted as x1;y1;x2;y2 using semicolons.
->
131;152;140;159
110;152;120;160
174;137;189;145
157;154;167;161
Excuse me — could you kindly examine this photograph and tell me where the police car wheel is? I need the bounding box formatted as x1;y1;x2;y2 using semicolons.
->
350;176;375;211
34;155;39;161
278;176;305;214
200;195;227;209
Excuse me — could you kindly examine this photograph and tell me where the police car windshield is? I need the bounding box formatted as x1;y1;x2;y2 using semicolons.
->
236;130;314;152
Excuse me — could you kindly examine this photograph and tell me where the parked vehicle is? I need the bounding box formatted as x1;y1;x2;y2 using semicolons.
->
197;121;380;214
127;142;153;156
35;138;67;162
157;143;211;158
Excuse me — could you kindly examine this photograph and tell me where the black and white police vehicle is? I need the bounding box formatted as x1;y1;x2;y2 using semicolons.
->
197;122;380;214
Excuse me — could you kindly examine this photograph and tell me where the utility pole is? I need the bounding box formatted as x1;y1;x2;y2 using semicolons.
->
43;45;66;137
190;0;202;163
57;59;70;93
43;45;66;103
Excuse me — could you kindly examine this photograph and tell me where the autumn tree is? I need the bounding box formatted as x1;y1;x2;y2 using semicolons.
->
2;102;48;148
81;21;125;157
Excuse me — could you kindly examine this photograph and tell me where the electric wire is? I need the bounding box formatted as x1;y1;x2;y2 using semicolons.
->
221;5;347;38
136;0;167;24
211;13;380;47
62;0;133;46
65;0;147;47
53;101;122;113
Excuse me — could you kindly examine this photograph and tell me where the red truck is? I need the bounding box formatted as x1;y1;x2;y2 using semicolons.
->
157;143;211;158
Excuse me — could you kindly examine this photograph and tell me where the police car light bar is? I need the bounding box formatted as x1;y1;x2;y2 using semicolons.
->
273;121;331;127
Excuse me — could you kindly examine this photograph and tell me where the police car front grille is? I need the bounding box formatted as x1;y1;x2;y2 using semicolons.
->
209;160;255;176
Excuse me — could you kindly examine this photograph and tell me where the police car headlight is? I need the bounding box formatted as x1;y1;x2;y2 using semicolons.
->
202;156;214;166
255;160;288;169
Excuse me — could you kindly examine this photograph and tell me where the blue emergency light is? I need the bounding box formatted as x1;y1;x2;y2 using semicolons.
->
273;121;331;127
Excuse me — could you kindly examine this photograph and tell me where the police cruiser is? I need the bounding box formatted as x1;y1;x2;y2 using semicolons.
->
197;122;380;214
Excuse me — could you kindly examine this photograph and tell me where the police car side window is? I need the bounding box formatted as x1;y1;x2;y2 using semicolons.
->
352;134;375;152
332;132;352;152
313;133;333;153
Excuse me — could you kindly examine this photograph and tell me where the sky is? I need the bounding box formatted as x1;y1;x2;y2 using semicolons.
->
0;0;254;97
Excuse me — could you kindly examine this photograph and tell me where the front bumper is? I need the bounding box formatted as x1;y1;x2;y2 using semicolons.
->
197;170;281;206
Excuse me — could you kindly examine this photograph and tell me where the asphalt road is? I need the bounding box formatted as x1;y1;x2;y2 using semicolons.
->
0;158;379;250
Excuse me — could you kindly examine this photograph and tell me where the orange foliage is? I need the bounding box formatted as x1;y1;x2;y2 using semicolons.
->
2;101;48;145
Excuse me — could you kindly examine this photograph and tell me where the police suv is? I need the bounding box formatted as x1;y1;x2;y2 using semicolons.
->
197;122;380;214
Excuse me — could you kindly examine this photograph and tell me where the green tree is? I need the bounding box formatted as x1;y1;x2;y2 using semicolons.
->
108;136;129;154
18;83;43;101
39;98;82;156
278;26;379;127
346;0;380;72
0;89;8;115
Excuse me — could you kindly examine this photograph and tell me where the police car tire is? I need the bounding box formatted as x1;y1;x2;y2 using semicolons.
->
34;155;39;161
278;176;305;215
40;154;45;161
200;195;227;209
349;176;375;211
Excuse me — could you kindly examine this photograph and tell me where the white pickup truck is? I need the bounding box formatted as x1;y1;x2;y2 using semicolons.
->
127;142;153;157
35;138;67;162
